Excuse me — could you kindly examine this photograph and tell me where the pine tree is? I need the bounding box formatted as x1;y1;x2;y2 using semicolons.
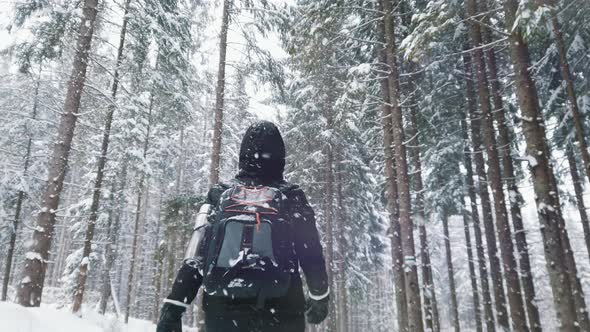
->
18;0;101;307
209;0;231;186
465;0;528;329
72;0;132;313
380;1;423;330
442;212;460;332
1;68;40;302
502;0;579;329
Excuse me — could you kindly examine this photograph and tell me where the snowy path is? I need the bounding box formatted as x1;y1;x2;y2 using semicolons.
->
0;302;156;332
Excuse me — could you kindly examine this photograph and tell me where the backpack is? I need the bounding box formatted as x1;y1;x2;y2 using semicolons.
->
201;185;294;307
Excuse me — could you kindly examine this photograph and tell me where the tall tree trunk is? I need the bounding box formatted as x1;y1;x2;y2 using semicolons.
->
466;1;528;329
503;0;579;329
461;117;495;332
133;187;151;319
408;100;439;332
323;99;337;332
72;0;132;313
336;150;348;332
442;212;460;332
17;0;100;307
461;197;482;332
478;1;542;329
99;161;128;315
463;45;509;330
208;0;230;186
378;14;408;331
151;195;165;322
381;1;423;330
124;94;153;323
565;140;590;260
49;174;78;287
547;7;590;327
546;0;590;182
2;73;40;302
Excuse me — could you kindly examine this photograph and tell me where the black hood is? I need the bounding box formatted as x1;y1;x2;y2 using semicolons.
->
236;121;285;185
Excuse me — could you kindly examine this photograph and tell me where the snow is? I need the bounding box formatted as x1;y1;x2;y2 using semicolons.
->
25;252;44;262
0;302;157;332
80;257;89;266
524;154;539;168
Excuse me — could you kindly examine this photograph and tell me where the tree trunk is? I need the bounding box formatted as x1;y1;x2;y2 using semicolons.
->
99;162;128;315
125;94;153;323
133;187;151;319
378;13;408;331
461;197;482;332
461;117;495;332
336;150;348;332
565;141;590;261
503;0;579;329
466;1;528;329
442;212;460;332
208;0;230;186
17;0;100;307
72;0;132;313
408;100;439;332
381;1;423;330
478;1;542;329
151;196;165;322
2;73;40;302
546;0;590;182
463;45;509;330
323;97;337;332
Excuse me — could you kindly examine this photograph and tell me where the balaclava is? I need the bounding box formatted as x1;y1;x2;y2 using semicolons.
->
236;121;286;185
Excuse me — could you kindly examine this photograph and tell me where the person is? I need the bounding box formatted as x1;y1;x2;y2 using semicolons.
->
156;121;329;332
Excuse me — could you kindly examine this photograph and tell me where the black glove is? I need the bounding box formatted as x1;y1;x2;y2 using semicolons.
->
305;296;329;324
156;302;185;332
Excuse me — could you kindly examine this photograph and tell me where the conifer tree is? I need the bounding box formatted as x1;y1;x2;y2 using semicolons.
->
18;0;101;307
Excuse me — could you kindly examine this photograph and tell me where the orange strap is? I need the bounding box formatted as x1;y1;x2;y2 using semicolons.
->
256;212;261;232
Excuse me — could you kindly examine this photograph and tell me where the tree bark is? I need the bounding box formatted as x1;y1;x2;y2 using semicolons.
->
466;1;528;329
336;150;348;332
565;140;590;261
503;0;579;329
323;98;337;332
478;1;542;329
463;45;509;330
124;94;153;323
72;0;132;313
442;212;460;332
546;0;590;183
378;13;408;331
381;1;423;330
408;99;439;332
151;195;165;322
17;0;100;307
2;73;40;302
461;117;495;332
99;161;128;315
208;0;230;186
461;196;482;332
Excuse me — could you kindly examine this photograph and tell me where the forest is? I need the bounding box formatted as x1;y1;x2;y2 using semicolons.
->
0;0;590;331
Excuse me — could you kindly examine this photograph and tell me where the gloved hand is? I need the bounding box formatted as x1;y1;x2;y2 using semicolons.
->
305;296;329;324
156;302;185;332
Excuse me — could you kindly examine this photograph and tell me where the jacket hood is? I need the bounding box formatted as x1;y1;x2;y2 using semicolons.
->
236;121;285;185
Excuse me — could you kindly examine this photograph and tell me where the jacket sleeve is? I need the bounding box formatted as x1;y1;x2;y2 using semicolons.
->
287;187;330;301
164;259;203;308
164;184;229;308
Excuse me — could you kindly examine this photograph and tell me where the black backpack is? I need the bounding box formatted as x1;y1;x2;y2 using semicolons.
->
202;185;294;307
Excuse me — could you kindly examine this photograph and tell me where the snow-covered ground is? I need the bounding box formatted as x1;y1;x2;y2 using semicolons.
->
0;302;157;332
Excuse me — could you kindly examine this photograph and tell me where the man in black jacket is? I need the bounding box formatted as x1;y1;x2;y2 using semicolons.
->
157;121;329;332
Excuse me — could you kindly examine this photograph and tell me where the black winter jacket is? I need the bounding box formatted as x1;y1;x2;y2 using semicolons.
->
163;121;329;317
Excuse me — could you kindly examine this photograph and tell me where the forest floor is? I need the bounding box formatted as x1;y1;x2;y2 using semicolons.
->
0;301;174;332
